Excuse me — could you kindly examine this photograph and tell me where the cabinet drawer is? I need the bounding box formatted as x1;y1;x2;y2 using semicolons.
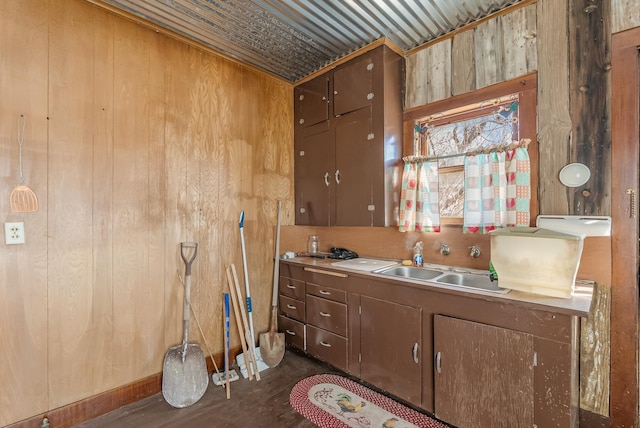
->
279;276;306;300
306;282;347;303
306;294;347;336
278;315;305;350
307;325;347;371
279;295;305;322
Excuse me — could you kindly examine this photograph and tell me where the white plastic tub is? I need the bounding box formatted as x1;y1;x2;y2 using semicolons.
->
490;227;585;298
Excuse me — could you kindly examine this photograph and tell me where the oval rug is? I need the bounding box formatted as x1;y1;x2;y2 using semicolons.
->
290;374;449;428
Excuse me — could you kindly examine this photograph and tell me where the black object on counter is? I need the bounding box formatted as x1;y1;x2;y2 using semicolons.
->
328;247;359;260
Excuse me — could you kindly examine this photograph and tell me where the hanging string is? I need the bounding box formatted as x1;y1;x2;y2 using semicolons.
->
17;114;26;184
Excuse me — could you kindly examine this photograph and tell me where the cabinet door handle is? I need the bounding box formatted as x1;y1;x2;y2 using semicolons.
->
413;343;419;363
285;329;296;336
324;172;330;187
319;311;331;317
319;290;330;295
320;341;332;347
286;284;296;289
436;351;442;374
334;169;341;184
287;304;297;310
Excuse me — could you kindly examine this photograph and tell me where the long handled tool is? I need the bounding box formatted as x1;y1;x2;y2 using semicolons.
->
238;211;256;345
259;201;285;367
177;271;227;387
231;263;260;380
224;293;231;399
225;266;254;381
162;242;209;408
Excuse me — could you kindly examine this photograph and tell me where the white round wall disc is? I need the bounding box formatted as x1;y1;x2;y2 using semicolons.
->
559;163;591;187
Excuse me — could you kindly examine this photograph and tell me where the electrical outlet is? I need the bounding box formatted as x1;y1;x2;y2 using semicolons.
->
5;222;25;245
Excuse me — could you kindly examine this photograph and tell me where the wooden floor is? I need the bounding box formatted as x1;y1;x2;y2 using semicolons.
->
76;348;341;428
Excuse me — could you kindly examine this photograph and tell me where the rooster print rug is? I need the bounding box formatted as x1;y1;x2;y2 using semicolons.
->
290;374;448;428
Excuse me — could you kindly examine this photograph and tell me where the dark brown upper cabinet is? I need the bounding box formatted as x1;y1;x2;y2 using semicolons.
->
332;53;375;116
294;45;403;227
294;74;330;128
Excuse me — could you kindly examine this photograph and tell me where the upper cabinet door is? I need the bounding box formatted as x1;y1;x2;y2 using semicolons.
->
295;74;330;128
333;53;375;116
334;107;378;226
294;125;335;226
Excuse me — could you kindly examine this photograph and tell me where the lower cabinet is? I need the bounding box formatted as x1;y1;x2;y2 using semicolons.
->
359;295;422;405
278;261;580;428
278;274;306;351
306;325;348;371
278;315;305;350
305;285;349;371
433;315;535;428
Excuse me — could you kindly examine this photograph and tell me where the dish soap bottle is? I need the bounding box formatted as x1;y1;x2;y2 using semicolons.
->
489;261;498;282
413;241;424;267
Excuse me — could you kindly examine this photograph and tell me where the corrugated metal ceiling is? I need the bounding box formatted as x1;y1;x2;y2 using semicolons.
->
95;0;524;82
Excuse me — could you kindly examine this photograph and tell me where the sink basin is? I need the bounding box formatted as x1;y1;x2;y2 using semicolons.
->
377;266;443;281
436;273;509;294
376;265;509;294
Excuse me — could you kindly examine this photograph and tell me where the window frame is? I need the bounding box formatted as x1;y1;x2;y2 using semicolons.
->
402;73;539;225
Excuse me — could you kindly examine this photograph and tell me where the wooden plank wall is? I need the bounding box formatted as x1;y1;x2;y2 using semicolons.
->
612;0;640;33
402;0;613;418
0;0;292;425
569;1;611;216
0;1;49;423
405;4;537;107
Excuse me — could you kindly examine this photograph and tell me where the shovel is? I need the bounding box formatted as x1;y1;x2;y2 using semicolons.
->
162;242;209;408
259;201;285;367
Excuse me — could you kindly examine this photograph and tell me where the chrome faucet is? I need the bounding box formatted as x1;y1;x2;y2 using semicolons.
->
440;243;451;256
469;245;481;258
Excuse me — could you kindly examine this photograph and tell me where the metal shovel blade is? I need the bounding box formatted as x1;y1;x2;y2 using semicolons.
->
259;330;285;368
162;343;209;408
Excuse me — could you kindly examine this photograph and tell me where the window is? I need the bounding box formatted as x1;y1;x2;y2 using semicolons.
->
402;74;538;224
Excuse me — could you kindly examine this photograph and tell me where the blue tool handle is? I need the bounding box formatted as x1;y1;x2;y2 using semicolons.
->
239;210;245;228
246;297;252;312
224;294;230;342
224;293;230;372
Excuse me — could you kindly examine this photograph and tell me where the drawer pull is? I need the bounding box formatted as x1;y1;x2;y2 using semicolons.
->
304;267;348;278
286;304;297;310
319;311;331;317
436;351;442;373
413;343;419;363
319;290;331;295
285;330;296;336
286;284;296;289
320;341;332;348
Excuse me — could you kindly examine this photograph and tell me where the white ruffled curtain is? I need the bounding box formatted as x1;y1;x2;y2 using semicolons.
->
398;159;440;232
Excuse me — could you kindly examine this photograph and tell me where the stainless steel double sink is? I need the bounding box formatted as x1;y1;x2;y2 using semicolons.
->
374;265;509;294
